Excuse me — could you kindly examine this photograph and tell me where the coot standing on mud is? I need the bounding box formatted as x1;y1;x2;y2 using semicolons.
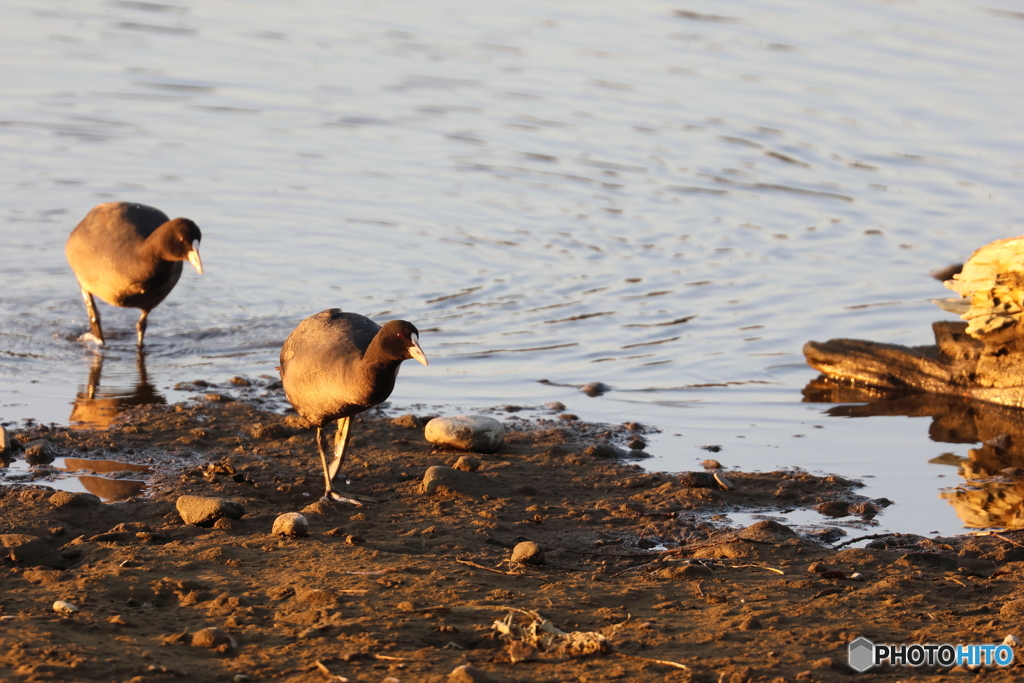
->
279;309;428;504
65;202;203;346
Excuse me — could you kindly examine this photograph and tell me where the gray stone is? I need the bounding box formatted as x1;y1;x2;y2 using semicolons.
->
22;439;56;465
391;414;424;429
583;442;625;459
425;415;505;453
49;491;103;508
447;664;499;683
272;512;308;537
191;626;234;648
176;495;245;527
510;540;545;565
52;600;79;614
582;381;610;396
422;465;504;498
0;534;65;568
452;455;481;472
737;520;796;542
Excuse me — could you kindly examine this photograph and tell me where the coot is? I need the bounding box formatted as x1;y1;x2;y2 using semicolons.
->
279;309;428;504
65;202;203;346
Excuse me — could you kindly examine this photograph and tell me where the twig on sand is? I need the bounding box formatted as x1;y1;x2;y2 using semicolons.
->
615;651;689;670
994;533;1024;548
832;533;894;549
456;557;517;575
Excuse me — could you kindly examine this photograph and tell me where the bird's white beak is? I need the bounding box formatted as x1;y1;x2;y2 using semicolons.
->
187;247;203;275
409;335;428;366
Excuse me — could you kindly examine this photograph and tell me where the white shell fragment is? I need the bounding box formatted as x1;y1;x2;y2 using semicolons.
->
53;600;79;614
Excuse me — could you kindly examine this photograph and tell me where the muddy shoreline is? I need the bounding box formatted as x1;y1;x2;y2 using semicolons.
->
1;392;1023;682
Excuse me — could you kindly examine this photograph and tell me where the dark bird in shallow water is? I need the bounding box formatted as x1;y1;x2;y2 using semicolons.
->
65;202;203;346
279;309;428;504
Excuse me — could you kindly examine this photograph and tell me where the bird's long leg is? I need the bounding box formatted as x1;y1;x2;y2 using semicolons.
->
316;423;363;506
136;310;149;347
80;288;104;345
329;416;351;484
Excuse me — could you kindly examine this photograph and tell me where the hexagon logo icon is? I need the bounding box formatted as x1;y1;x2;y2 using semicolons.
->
848;637;875;672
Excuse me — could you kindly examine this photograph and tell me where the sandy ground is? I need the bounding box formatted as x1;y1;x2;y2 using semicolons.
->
2;383;1024;682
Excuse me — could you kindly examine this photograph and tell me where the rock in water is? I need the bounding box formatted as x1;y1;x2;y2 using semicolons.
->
176;495;245;527
22;439;56;465
272;512;308;537
0;426;10;455
424;416;505;453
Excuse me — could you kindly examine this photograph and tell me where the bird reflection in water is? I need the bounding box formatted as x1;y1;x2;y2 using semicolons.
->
803;377;1024;529
70;348;166;428
62;349;162;500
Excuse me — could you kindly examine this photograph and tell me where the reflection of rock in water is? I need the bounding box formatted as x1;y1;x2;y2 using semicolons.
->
70;350;165;428
803;377;1024;528
62;458;150;503
940;478;1024;529
75;475;146;502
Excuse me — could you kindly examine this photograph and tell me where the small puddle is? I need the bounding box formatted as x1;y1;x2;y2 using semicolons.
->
1;455;151;503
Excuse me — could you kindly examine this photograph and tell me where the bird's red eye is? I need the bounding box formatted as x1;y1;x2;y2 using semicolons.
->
396;333;404;339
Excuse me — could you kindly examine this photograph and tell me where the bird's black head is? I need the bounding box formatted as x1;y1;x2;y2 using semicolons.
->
378;320;428;366
158;218;203;273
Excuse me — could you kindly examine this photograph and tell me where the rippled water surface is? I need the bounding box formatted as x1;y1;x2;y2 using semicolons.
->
3;0;1024;536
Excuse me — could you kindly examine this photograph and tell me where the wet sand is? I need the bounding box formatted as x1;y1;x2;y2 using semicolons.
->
1;391;1023;682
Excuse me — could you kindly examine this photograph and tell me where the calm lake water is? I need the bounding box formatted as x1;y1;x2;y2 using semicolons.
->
3;0;1024;537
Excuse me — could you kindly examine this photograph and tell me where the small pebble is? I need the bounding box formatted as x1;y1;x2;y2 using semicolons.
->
272;512;309;537
448;664;499;683
1003;634;1019;646
0;425;11;455
582;382;610;397
713;472;735;491
176;495;245;526
849;572;865;581
544;401;566;411
191;626;235;648
510;540;545;565
53;600;79;614
701;459;723;469
452;455;481;472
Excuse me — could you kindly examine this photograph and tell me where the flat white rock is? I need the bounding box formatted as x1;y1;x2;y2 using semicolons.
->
425;415;505;453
